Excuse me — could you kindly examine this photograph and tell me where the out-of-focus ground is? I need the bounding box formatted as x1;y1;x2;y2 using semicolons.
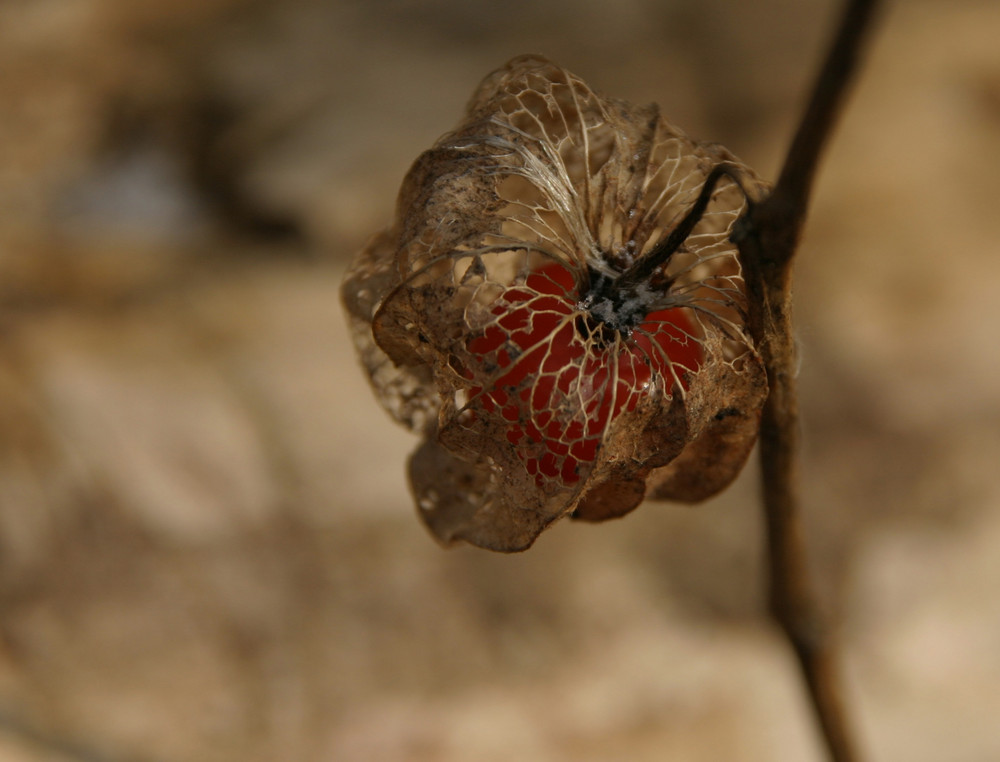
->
0;0;998;760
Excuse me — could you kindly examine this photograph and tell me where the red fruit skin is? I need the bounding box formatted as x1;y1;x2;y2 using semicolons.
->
468;264;702;486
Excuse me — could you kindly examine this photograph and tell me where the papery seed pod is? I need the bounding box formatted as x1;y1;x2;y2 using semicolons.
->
342;55;768;552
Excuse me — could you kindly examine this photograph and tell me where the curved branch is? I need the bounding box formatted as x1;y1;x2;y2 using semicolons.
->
734;1;883;760
755;0;883;272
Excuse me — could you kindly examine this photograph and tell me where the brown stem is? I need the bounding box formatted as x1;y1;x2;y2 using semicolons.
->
616;162;752;289
736;0;882;760
771;0;882;242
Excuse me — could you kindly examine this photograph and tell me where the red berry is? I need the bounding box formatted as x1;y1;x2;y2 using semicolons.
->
468;263;702;486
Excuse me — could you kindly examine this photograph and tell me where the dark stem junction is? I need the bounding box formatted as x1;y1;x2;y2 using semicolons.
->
574;161;753;346
577;269;660;339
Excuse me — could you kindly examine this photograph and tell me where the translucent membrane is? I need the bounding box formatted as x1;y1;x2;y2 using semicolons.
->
468;263;702;486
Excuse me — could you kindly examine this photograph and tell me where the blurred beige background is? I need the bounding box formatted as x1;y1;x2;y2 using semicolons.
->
0;0;998;760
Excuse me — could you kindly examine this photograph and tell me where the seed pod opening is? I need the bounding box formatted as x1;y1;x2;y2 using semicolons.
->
342;55;768;552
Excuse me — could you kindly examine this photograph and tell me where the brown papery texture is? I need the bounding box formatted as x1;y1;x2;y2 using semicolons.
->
342;56;768;551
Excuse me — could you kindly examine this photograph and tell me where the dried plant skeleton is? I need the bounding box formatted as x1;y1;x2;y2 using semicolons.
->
342;55;768;551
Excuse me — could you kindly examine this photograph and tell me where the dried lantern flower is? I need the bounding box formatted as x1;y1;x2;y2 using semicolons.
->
342;55;768;552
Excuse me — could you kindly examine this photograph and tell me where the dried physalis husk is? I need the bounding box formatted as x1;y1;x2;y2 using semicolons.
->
342;55;768;552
